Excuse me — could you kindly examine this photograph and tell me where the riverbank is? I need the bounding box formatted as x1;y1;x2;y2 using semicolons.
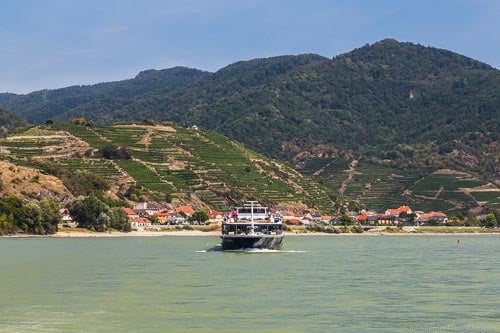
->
53;229;221;237
3;226;500;238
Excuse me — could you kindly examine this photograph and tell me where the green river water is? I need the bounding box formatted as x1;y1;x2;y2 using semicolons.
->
1;235;499;332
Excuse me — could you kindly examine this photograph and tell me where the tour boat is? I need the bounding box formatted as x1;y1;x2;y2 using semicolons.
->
220;201;284;250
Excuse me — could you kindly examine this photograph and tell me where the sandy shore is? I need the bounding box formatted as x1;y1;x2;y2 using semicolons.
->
55;230;500;237
51;230;221;237
3;227;500;238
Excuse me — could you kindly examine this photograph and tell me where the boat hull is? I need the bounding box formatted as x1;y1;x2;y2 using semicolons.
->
220;234;284;251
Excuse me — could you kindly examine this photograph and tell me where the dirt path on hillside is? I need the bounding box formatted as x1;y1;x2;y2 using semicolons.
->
339;159;358;194
434;185;444;199
138;128;154;151
313;161;332;177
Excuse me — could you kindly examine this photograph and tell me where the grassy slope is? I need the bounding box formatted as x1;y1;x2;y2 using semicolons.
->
300;157;500;215
0;124;336;213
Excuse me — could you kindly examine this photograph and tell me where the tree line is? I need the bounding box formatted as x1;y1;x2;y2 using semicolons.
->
0;194;131;236
0;196;61;235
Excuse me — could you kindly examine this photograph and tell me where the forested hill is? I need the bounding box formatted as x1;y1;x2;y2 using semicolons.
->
0;108;26;137
0;66;206;125
1;39;499;178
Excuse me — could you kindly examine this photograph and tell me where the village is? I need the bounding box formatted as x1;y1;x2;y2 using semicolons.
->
60;201;452;231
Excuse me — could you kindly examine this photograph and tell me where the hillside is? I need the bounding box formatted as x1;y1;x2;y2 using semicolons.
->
299;157;500;215
0;67;206;125
1;39;499;213
0;160;71;200
0;108;26;137
1;41;498;169
0;123;338;213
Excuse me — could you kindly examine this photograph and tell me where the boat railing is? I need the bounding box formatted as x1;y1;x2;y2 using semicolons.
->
221;230;283;236
222;217;283;224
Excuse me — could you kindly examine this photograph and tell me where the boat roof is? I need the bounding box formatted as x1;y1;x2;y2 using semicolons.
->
235;201;267;209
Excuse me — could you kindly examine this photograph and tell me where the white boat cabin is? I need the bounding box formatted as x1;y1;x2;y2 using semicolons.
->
235;201;267;221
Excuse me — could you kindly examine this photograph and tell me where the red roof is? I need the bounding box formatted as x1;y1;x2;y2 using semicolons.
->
398;206;411;213
176;205;195;216
356;213;368;221
153;210;170;217
284;218;300;225
123;207;137;216
385;206;412;216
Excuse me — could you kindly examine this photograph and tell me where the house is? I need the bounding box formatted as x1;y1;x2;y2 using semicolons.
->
300;212;314;225
60;208;72;222
375;214;395;225
133;202;159;216
208;209;223;224
129;217;151;229
166;212;187;225
328;216;340;225
356;211;395;225
311;213;322;221
274;210;300;225
123;207;139;220
284;217;300;225
176;205;195;217
348;211;359;218
385;205;413;217
320;215;332;223
398;206;412;214
356;213;368;223
209;209;222;219
152;209;172;224
417;211;448;224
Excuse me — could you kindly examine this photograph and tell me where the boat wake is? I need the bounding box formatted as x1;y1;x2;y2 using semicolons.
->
197;246;306;254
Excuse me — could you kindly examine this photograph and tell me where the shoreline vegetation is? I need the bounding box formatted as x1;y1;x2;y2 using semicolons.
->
3;226;500;238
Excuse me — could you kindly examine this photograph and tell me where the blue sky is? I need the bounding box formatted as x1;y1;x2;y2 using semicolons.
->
1;0;499;93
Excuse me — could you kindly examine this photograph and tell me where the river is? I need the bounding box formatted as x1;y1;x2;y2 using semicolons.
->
1;235;499;332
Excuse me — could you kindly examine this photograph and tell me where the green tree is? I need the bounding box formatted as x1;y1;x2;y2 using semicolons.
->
0;213;16;235
0;196;60;235
148;215;160;225
63;170;109;196
339;213;353;226
99;144;132;160
483;213;498;228
492;210;500;225
0;196;26;231
23;201;43;234
69;195;109;231
99;144;118;159
464;217;481;227
109;207;131;232
39;197;62;234
69;196;132;232
190;208;210;225
426;219;439;226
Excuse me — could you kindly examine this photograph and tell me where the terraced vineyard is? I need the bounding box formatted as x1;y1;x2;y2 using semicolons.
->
57;159;123;177
301;157;499;214
3;124;498;214
471;191;500;209
0;124;336;213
